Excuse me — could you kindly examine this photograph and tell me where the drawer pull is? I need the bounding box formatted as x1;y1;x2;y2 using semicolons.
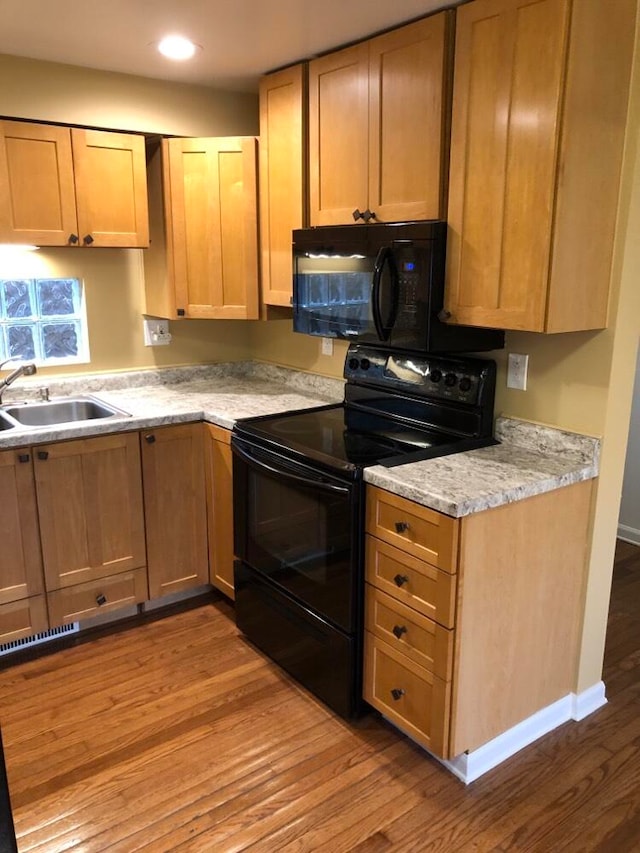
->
96;593;107;606
391;688;405;701
392;624;407;639
395;521;410;534
393;574;409;587
17;453;30;463
144;434;156;444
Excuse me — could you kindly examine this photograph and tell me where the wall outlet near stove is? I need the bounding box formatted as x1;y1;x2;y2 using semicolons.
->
321;337;334;356
143;316;172;347
507;353;529;390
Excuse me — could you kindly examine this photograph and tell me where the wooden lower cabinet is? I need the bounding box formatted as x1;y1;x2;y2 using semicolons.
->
204;423;234;599
34;432;146;592
47;568;147;626
0;596;48;645
364;480;593;760
0;448;45;607
364;634;451;758
141;423;209;599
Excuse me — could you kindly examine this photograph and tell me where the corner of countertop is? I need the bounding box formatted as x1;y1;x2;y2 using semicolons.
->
495;416;601;471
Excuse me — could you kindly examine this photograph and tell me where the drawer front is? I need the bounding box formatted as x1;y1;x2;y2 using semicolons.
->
365;585;453;680
0;595;49;645
48;568;148;627
366;485;458;572
364;632;451;759
366;535;456;628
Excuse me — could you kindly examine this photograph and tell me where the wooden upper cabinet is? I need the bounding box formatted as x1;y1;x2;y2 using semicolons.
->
0;121;77;246
71;129;149;247
0;121;149;248
165;136;259;319
0;448;44;606
445;0;635;333
309;13;453;226
259;64;306;308
141;423;209;600
34;432;147;592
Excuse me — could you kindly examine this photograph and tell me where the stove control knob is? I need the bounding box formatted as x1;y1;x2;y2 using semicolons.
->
459;376;472;393
429;368;442;383
444;372;458;387
348;357;359;370
360;358;371;370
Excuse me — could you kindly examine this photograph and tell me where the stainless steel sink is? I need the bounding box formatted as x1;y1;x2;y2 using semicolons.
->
0;395;130;429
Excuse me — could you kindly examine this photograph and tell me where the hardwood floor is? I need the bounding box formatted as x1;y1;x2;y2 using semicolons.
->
0;541;639;852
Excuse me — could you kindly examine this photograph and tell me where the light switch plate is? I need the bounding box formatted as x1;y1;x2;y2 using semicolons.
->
321;337;334;356
507;353;529;390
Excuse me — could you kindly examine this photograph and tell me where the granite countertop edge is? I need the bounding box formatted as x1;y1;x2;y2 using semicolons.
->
0;363;601;517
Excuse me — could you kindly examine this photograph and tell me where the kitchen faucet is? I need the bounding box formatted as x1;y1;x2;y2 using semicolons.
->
0;359;37;402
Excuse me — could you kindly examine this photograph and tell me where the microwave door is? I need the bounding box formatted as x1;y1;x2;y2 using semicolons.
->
372;247;399;342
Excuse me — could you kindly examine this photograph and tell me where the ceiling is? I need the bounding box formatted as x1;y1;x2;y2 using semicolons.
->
0;0;454;92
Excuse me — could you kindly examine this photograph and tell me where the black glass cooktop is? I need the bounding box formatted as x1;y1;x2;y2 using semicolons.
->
233;403;487;474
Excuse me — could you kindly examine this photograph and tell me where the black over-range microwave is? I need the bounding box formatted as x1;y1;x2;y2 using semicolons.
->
292;221;504;353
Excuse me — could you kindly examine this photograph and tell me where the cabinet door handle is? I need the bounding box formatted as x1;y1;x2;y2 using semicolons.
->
393;574;409;587
83;234;94;245
68;233;79;245
176;308;186;317
96;593;107;606
395;521;410;534
362;209;376;222
37;450;49;461
391;688;405;701
352;208;363;221
392;625;407;639
144;434;156;444
17;453;30;463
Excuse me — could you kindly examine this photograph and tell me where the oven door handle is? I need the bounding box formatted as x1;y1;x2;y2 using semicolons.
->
232;441;351;496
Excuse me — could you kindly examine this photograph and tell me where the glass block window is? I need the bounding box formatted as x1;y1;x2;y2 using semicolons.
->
0;278;88;366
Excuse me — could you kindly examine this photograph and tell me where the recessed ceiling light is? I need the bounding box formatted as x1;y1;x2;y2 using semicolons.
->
157;35;199;61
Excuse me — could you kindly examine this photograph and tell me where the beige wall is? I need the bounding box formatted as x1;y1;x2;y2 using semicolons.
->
0;247;252;377
0;54;258;137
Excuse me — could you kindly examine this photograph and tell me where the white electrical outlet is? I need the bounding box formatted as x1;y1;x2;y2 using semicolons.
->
143;316;172;347
507;353;529;390
321;337;334;356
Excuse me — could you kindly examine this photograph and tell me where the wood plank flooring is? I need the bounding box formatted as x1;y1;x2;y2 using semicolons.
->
0;540;639;852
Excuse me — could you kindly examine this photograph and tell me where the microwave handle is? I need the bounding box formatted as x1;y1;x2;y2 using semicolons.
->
372;247;399;341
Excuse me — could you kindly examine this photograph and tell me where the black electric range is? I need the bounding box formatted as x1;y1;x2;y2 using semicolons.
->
231;344;498;719
233;343;498;477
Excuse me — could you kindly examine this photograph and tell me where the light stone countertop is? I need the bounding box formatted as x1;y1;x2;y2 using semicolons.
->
0;362;344;449
0;362;600;517
363;417;600;517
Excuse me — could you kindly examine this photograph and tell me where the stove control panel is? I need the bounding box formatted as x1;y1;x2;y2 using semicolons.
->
344;345;496;406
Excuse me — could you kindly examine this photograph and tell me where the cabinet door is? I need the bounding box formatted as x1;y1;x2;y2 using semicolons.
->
142;424;209;599
0;120;78;245
35;433;146;591
308;43;370;226
72;129;149;248
204;424;234;599
445;0;569;331
0;597;49;645
0;448;44;605
259;64;306;307
167;136;259;319
368;13;452;223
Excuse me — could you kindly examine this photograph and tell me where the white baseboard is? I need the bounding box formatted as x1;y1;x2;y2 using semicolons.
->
617;523;640;545
442;681;607;784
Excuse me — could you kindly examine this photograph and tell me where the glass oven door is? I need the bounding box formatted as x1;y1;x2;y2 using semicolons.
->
232;436;361;633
